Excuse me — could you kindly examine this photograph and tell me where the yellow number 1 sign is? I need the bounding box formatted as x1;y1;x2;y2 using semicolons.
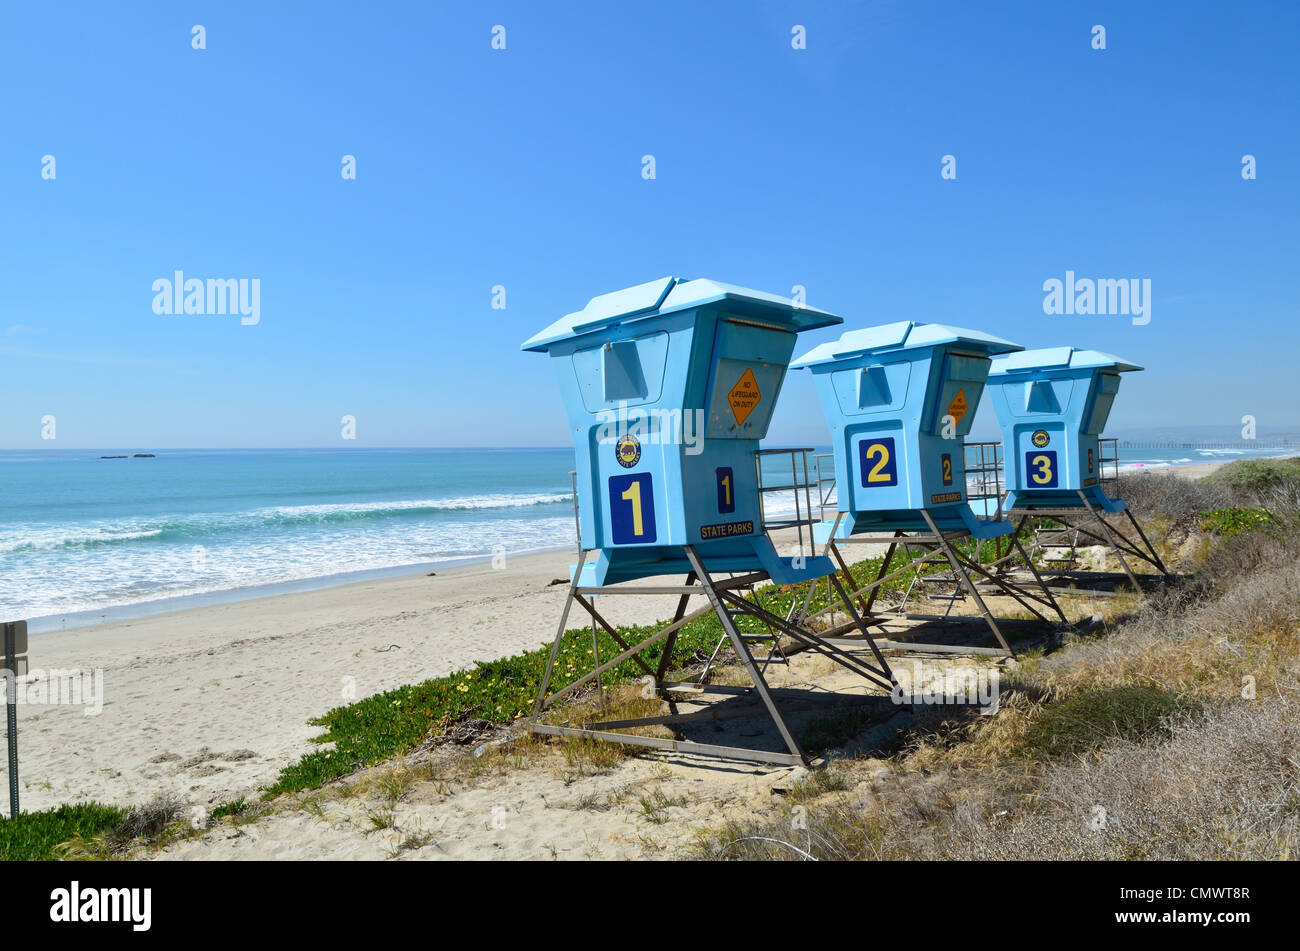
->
609;473;656;543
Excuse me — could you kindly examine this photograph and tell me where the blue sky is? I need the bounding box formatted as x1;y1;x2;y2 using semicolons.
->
2;0;1296;449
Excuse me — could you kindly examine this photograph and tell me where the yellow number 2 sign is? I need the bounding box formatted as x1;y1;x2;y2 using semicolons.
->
858;436;898;487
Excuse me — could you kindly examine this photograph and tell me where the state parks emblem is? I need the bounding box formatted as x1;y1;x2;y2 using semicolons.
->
615;433;641;468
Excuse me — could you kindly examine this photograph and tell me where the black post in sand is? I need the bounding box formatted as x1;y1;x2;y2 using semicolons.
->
4;621;19;819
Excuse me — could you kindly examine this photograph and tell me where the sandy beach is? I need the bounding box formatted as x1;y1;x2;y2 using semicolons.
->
1128;461;1221;480
9;460;1232;817
14;546;700;815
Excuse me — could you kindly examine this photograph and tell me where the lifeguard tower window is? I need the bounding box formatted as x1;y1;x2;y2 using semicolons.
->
573;332;669;412
840;361;909;414
857;365;892;409
1026;379;1066;414
601;340;648;402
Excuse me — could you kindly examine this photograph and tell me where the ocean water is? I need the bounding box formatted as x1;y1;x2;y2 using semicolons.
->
1;449;578;629
3;444;1294;632
1112;446;1297;471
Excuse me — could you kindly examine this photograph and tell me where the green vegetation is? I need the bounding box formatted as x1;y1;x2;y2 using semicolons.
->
1199;507;1271;538
0;802;125;862
208;797;248;821
1205;457;1300;495
638;788;687;824
265;621;708;796
268;559;829;795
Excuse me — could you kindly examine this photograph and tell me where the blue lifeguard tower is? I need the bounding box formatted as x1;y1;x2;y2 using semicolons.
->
522;277;896;766
985;348;1168;590
790;322;1066;655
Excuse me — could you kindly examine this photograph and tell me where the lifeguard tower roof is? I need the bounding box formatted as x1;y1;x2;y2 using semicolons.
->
521;276;840;352
990;347;1142;377
790;320;1018;368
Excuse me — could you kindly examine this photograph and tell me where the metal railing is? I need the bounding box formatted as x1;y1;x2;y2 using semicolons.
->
812;452;837;522
1098;437;1120;497
964;440;1005;520
754;447;820;556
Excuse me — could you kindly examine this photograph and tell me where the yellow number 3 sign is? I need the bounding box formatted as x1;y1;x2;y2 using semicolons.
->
1026;450;1058;488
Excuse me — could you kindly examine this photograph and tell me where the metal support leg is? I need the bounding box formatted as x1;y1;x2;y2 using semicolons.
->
921;510;1013;655
826;540;870;619
826;573;897;685
1124;507;1169;575
656;571;697;681
1009;533;1068;623
986;516;1031;573
1078;492;1142;592
862;536;902;615
531;546;899;766
794;511;846;623
591;615;603;707
533;549;589;717
684;546;807;764
573;592;656;678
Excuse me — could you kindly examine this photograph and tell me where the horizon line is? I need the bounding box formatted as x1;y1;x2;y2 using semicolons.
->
0;445;583;453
